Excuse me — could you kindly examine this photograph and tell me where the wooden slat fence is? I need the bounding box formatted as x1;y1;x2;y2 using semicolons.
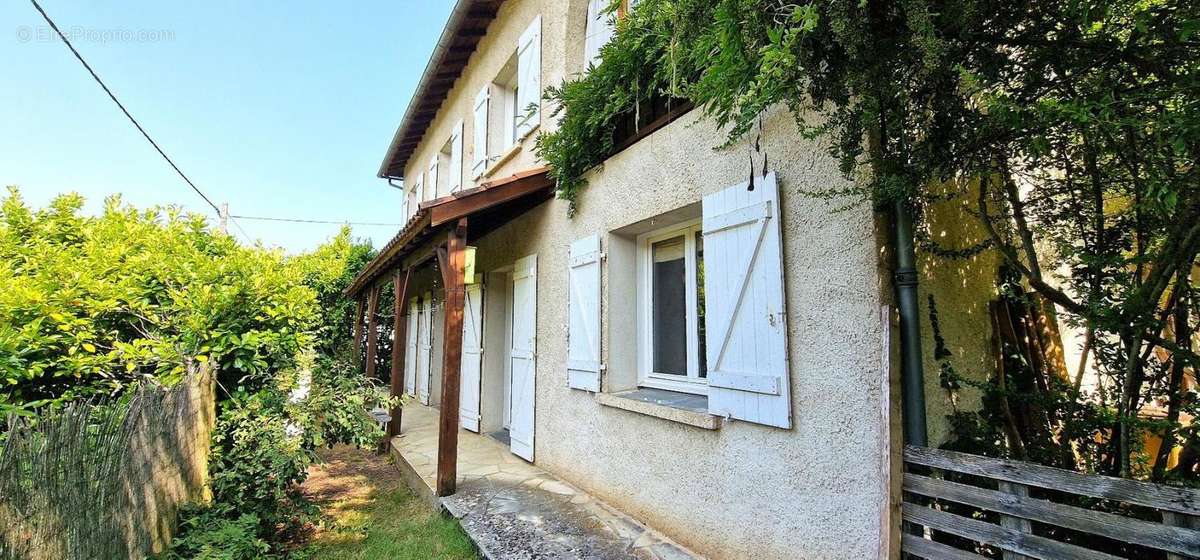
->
901;445;1200;559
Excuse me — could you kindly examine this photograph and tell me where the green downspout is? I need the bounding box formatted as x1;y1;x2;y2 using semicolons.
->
894;199;928;447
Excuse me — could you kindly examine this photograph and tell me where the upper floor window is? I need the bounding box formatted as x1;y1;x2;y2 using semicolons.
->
439;120;464;194
472;16;542;179
494;55;520;152
406;173;423;220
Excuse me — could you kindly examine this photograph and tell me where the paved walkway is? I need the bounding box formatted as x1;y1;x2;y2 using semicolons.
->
390;404;702;560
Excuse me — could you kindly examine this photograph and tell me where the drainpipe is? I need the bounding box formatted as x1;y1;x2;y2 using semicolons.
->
893;199;928;447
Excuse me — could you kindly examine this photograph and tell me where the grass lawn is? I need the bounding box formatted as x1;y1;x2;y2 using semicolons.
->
296;445;478;560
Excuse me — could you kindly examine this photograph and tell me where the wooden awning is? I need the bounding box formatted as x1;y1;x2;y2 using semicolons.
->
345;167;553;296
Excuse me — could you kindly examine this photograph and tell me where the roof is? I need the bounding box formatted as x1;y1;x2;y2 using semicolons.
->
377;0;505;180
346;167;553;296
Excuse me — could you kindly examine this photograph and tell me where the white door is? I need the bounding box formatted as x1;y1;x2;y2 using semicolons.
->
459;283;484;433
508;255;537;461
416;293;433;405
404;297;419;396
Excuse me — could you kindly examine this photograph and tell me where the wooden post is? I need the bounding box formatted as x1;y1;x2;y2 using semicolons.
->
997;481;1033;560
351;296;364;367
364;284;381;379
388;268;412;440
435;218;468;497
1164;512;1199;560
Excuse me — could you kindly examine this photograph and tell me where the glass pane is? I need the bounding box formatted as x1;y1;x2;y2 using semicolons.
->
651;236;687;376
695;232;707;378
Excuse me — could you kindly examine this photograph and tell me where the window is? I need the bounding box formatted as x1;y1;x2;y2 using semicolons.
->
407;173;423;220
427;155;439;200
440;121;463;194
493;55;519;153
638;220;706;394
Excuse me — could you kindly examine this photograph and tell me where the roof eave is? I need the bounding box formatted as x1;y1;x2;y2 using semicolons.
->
376;0;502;180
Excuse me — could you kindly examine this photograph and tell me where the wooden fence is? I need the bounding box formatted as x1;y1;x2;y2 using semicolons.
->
901;445;1200;559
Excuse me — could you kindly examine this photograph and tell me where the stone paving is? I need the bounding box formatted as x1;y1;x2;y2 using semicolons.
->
390;404;702;560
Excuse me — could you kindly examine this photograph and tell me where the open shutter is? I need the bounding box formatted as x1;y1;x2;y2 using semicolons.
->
471;86;489;178
567;234;602;391
459;284;484;432
449;120;464;192
410;173;424;212
702;172;791;429
404;298;418;396
427;155;439;199
583;0;615;68
515;15;541;139
509;254;537;461
417;293;433;405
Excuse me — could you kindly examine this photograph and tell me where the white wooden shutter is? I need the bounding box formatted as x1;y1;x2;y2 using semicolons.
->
449;120;464;192
471;86;489;178
417;293;433;405
515;15;542;139
459;284;484;432
509;254;537;461
567;234;602;391
702;172;791;429
411;174;424;210
427;155;439;199
583;0;615;68
404;299;418;396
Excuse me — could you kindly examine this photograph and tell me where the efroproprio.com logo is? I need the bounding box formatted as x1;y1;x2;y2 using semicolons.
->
15;25;175;44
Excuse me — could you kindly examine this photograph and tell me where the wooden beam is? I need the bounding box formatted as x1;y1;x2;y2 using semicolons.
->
364;284;381;379
388;267;412;440
351;296;365;367
428;169;552;227
435;218;468;497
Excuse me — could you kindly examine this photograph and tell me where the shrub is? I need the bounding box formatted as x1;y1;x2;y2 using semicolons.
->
0;188;318;413
162;508;273;560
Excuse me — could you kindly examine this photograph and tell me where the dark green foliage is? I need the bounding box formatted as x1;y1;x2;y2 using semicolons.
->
161;508;273;560
206;392;319;540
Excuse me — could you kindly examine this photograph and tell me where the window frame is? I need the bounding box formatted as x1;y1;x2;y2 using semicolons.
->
492;56;519;155
636;218;707;395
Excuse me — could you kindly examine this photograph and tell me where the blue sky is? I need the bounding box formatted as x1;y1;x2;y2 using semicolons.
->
1;1;454;252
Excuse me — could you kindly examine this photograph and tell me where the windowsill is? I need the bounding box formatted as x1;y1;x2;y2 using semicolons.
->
595;388;722;430
482;143;522;179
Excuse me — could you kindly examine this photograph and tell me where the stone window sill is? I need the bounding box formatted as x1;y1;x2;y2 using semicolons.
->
482;144;521;179
595;388;722;430
481;123;539;180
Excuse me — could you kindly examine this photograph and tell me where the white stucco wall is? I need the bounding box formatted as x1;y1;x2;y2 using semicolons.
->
463;104;892;559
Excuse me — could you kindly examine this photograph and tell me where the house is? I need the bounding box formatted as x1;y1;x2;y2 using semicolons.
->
345;1;1002;558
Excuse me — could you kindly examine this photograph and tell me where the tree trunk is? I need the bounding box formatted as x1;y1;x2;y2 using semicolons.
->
1153;271;1191;481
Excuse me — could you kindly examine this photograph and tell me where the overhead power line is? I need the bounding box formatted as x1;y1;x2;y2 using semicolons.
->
229;214;404;227
30;0;222;216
